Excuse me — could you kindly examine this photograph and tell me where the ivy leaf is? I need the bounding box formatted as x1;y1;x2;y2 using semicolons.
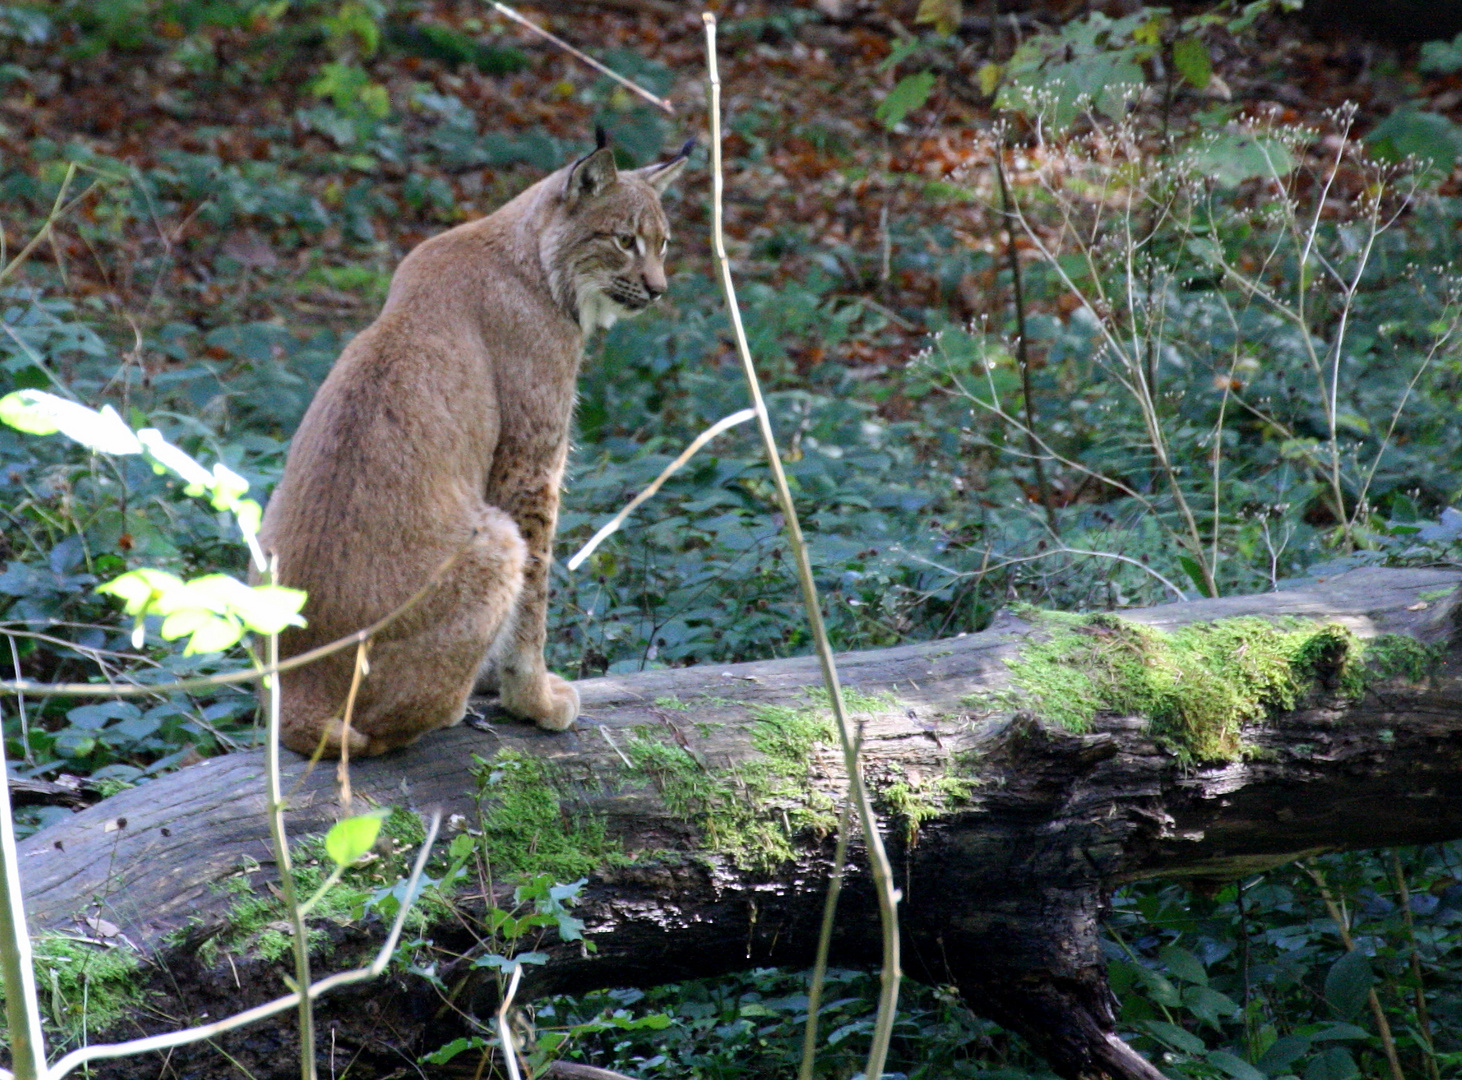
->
1186;132;1296;186
914;0;962;36
1172;36;1212;89
1366;108;1462;173
1177;555;1213;598
876;72;937;131
325;812;386;868
1418;32;1462;74
1306;1047;1361;1080
421;1036;487;1066
1204;1049;1266;1080
1323;951;1374;1018
1256;1032;1311;1074
1138;1020;1205;1053
1158;944;1208;985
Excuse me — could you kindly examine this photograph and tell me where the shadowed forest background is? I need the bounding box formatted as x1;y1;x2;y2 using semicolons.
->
5;0;1462;1076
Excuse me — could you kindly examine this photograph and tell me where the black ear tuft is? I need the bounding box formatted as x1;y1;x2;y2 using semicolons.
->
596;126;610;151
565;143;619;206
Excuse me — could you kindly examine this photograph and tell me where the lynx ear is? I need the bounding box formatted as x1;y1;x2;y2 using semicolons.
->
565;144;618;206
632;138;694;195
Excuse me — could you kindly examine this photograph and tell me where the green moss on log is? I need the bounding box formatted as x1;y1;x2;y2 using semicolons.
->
624;689;899;870
474;749;622;881
0;933;143;1045
999;613;1365;760
1359;633;1440;683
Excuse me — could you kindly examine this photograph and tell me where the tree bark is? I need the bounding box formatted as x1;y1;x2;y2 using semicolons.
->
13;566;1462;1080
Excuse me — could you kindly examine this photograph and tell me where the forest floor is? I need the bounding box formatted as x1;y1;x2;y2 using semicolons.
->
3;0;1459;399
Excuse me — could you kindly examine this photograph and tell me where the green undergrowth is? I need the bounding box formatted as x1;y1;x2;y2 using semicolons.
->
984;613;1441;761
1358;632;1441;683
202;805;435;964
0;933;143;1048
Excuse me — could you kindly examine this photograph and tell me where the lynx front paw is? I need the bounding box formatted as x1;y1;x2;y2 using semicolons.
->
501;671;580;732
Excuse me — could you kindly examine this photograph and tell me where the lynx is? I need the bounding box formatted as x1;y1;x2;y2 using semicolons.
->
258;137;690;757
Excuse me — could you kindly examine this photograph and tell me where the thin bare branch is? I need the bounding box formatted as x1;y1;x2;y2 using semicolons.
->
487;2;673;113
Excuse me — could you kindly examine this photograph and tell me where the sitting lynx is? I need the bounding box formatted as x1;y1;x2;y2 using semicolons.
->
259;137;689;756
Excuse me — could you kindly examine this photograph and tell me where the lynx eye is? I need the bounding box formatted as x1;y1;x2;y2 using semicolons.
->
614;234;636;252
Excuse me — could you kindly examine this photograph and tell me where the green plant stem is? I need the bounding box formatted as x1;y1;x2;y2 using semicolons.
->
0;728;48;1080
702;15;901;1080
994;148;1056;533
1390;850;1442;1080
798;798;852;1080
0;164;95;292
1304;863;1404;1080
263;629;317;1080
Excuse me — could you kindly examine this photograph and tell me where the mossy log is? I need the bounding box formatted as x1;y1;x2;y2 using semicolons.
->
13;566;1462;1080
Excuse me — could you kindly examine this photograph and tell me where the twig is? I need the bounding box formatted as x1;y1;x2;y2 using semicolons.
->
497;961;525;1080
702;16;902;1080
6;635;31;766
994;144;1056;533
596;724;633;768
0;165;102;292
1390;850;1442;1080
0;725;48;1080
41;812;442;1079
486;1;674;113
336;640;371;813
262;625;318;1080
0;532;478;699
567;408;755;571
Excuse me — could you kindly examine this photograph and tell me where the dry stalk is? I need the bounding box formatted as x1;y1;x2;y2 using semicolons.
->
702;14;902;1079
263;626;318;1079
486;1;673;113
1303;862;1405;1080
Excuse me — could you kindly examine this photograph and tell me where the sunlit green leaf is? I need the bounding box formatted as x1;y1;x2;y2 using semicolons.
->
876;72;936;131
325;812;385;867
159;608;243;655
0;390;142;454
1172;36;1211;89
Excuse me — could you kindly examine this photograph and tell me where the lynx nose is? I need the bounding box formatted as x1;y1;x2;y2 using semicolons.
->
643;264;667;300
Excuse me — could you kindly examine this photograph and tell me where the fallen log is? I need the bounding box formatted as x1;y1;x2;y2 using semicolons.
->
12;566;1462;1080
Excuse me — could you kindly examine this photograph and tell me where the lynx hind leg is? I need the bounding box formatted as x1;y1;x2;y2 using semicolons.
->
348;506;529;751
278;679;373;758
279;509;527;758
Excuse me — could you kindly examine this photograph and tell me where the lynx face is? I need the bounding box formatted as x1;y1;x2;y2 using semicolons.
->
552;144;687;333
